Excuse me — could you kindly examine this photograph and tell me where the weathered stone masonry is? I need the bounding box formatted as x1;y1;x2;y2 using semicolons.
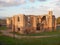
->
6;11;56;34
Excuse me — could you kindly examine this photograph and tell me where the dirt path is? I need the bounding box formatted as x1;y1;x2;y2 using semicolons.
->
0;30;59;39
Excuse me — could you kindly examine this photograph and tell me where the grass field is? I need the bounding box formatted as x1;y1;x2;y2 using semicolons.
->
0;26;60;45
0;35;60;45
11;30;60;36
0;26;60;36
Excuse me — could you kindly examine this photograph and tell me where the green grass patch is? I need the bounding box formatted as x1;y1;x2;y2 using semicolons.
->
0;35;60;45
0;26;7;30
11;30;60;36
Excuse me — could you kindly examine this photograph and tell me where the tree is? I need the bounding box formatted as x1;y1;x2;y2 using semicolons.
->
57;17;60;24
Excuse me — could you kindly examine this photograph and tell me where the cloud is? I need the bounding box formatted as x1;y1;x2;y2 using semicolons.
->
29;0;46;2
19;0;60;11
39;0;59;10
38;0;46;2
29;0;35;2
0;9;4;11
18;0;60;16
0;0;60;17
0;0;25;7
56;0;60;7
0;0;59;7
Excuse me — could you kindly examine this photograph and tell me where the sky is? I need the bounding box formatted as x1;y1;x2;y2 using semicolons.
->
0;0;60;18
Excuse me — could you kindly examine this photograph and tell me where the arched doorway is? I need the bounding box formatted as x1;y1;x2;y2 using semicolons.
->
36;23;41;30
41;16;46;31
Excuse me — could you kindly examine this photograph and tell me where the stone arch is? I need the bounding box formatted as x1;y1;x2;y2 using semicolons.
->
36;23;41;30
41;16;46;32
41;16;46;22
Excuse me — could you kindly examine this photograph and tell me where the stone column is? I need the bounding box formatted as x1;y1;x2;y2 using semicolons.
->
32;16;37;33
12;16;15;32
48;11;53;31
14;16;18;32
6;18;11;28
18;15;25;34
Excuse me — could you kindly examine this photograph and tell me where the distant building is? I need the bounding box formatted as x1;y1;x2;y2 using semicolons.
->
6;11;56;34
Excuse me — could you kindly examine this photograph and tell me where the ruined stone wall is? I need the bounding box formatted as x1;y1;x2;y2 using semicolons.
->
6;11;56;34
48;11;53;31
6;17;12;28
31;15;37;33
11;14;26;34
18;15;26;34
12;16;15;32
